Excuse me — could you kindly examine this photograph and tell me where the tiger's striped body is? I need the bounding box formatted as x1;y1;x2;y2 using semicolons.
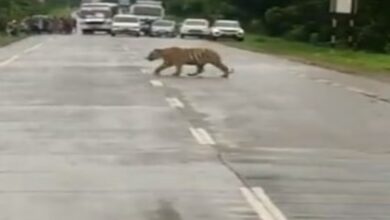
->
146;47;233;78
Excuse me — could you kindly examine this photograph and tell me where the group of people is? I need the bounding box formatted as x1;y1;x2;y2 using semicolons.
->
6;16;77;36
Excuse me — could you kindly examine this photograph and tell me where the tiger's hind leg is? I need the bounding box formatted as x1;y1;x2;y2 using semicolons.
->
211;60;231;78
172;64;183;77
188;64;205;77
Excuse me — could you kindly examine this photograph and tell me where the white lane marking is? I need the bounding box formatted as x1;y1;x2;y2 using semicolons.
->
0;105;167;110
346;86;366;94
141;69;149;74
240;188;276;220
330;82;342;87
150;80;164;87
23;43;44;54
0;55;19;67
313;79;331;84
189;128;216;145
346;86;378;98
241;187;287;220
252;187;288;220
166;97;184;109
254;147;314;153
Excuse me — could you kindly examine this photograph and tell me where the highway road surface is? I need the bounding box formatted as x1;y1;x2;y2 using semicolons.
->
1;34;390;220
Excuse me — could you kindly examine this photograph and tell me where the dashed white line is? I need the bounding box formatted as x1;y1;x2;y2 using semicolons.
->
150;80;164;87
23;43;43;54
141;69;149;74
166;97;184;109
252;187;288;220
241;187;287;220
189;128;216;145
0;55;19;67
330;82;342;87
313;79;331;84
346;86;366;94
241;188;277;220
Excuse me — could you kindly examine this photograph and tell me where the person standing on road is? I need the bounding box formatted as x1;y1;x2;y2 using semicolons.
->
6;20;18;36
72;17;77;34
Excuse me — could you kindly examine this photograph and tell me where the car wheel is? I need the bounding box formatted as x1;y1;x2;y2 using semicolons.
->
212;37;218;41
180;34;185;39
111;32;116;37
236;37;244;42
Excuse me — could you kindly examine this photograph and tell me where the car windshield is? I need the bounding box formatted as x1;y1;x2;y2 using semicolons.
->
80;9;111;18
154;21;174;27
133;6;162;16
114;17;138;23
214;21;240;28
185;21;207;26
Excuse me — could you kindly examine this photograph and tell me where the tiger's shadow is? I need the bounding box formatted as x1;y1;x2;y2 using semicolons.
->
154;74;228;80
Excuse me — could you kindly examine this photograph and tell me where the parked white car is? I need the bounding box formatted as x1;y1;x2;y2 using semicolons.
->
210;20;245;41
151;20;176;37
111;14;142;37
180;19;210;38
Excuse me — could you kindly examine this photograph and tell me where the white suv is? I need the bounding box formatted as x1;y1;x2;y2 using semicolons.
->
180;19;210;39
111;15;142;37
210;20;245;41
151;20;176;37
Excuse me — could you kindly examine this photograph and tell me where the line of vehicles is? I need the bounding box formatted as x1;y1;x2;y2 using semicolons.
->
78;0;245;41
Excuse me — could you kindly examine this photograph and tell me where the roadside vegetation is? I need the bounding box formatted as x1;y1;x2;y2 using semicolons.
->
165;0;390;53
164;0;390;77
0;0;78;47
226;34;390;78
0;34;25;47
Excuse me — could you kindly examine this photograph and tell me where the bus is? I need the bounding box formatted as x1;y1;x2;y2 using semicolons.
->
130;1;165;22
79;3;118;34
130;0;165;35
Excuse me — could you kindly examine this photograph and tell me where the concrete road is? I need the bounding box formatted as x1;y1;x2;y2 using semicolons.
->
0;35;390;220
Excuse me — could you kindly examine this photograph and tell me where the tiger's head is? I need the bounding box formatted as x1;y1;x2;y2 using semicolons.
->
146;49;163;61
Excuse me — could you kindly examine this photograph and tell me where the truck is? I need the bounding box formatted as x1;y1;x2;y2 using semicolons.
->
79;2;119;34
129;0;165;35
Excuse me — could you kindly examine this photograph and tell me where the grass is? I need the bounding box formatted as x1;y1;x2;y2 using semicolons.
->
0;34;25;47
224;34;390;80
48;6;75;17
0;6;74;48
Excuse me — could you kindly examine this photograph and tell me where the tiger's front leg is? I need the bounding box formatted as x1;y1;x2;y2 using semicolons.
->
154;63;171;76
172;64;183;77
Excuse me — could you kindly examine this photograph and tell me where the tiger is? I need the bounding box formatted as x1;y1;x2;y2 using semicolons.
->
146;47;234;78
